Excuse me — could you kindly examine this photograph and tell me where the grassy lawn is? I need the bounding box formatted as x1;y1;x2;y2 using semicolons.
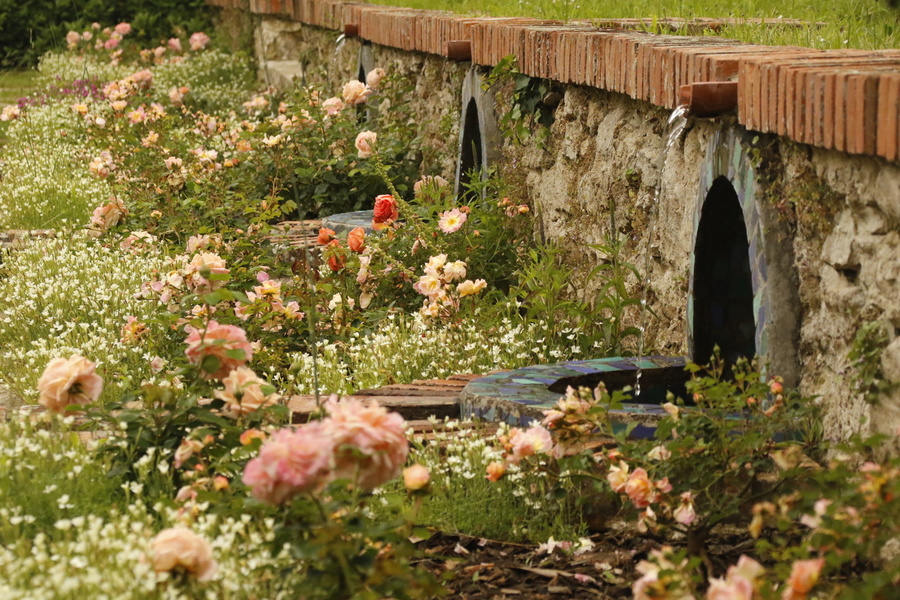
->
0;70;40;106
369;0;900;49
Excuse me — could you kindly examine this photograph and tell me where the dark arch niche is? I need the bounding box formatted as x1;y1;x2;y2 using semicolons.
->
692;176;756;369
455;68;500;199
688;129;801;386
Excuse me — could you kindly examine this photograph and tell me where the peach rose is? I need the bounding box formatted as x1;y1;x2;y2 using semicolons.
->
342;80;371;105
508;424;553;463
184;321;253;380
347;227;366;253
372;194;399;229
242;422;334;504
782;558;824;600
321;96;344;116
403;464;430;491
149;527;217;581
214;367;280;418
324;397;409;490
485;461;506;482
624;468;655;508
37;356;104;413
365;68;385;90
457;279;486;297
184;252;229;293
607;461;630;493
355;130;377;158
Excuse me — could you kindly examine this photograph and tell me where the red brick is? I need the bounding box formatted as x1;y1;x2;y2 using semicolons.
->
876;74;900;162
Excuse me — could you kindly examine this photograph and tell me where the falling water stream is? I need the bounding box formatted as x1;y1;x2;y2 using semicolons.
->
633;105;690;399
332;34;348;76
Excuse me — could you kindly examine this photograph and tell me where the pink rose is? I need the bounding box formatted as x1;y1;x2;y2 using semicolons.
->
189;32;210;51
355;130;377;158
438;208;467;234
114;22;131;35
242;422;334;504
184;321;253;379
673;491;697;525
323;397;409;490
321;97;343;116
66;31;81;49
37;356;104;413
214;367;280;418
168;37;183;53
403;464;430;491
149;527;217;581
508;424;553;463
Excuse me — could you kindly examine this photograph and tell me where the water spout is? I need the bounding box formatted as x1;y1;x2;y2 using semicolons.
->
634;105;690;398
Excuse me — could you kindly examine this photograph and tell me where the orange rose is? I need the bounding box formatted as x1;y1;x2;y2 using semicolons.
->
317;227;335;245
347;227;366;253
372;194;399;229
326;239;345;272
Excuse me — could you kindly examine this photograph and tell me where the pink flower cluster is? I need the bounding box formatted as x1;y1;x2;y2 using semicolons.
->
234;272;304;332
413;254;486;319
485;423;554;482
88;197;127;237
242;397;409;504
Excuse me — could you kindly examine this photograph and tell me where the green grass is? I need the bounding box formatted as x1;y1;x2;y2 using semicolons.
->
368;0;900;49
0;70;40;106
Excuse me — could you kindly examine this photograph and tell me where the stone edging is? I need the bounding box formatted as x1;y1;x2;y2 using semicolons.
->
207;0;900;163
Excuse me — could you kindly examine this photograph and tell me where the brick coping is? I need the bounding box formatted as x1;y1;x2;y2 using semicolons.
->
207;0;900;163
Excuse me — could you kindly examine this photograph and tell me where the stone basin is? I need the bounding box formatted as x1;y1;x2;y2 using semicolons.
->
459;356;690;438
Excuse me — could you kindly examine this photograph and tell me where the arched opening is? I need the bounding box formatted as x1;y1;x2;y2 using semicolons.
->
457;97;483;197
692;176;756;372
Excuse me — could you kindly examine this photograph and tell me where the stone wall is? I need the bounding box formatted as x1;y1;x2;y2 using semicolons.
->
222;9;900;452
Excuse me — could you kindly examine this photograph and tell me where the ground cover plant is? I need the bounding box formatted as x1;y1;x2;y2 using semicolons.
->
370;0;900;49
0;22;898;600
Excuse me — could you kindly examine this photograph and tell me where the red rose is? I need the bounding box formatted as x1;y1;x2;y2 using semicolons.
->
372;194;398;229
347;227;366;253
317;227;335;246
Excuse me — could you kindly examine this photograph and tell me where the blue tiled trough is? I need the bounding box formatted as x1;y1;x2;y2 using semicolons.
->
321;210;374;234
459;356;690;438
